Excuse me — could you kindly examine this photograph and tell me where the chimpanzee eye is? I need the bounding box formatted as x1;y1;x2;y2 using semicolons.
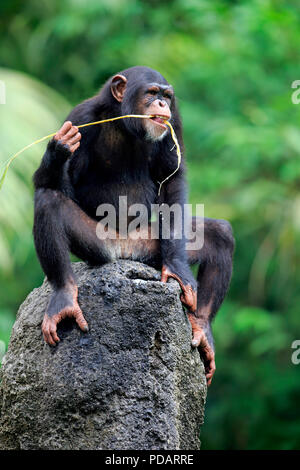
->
163;89;173;100
148;89;157;95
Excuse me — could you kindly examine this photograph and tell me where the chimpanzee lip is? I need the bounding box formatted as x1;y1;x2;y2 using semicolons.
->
150;115;169;128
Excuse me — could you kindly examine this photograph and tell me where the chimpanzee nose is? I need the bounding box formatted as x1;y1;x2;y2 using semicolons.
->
158;100;167;107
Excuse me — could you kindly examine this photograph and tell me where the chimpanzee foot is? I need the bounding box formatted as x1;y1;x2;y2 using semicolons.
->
161;265;197;312
188;313;216;386
42;283;88;346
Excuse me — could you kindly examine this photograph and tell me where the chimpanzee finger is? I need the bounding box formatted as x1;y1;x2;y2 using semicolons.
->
43;326;56;346
69;142;81;154
74;309;89;332
42;315;60;346
63;125;79;139
54;121;72;140
67;132;81;146
200;346;216;386
191;330;201;348
201;344;214;366
49;325;60;343
60;127;78;145
206;362;216;387
205;356;216;377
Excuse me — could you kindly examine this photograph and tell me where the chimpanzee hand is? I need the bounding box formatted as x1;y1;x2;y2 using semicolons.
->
54;121;81;154
161;264;197;312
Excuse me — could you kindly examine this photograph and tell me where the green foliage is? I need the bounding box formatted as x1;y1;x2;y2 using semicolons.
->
1;0;300;449
0;69;71;359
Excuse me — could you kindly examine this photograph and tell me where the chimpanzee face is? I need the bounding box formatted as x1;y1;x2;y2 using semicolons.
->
140;83;173;141
110;70;174;142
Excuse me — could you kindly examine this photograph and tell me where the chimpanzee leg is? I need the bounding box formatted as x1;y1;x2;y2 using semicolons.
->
33;188;114;345
34;188;160;345
187;216;235;385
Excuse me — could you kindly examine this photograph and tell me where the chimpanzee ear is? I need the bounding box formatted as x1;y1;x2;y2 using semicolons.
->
111;75;128;102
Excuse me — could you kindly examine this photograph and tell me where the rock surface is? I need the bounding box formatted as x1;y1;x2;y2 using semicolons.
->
0;261;206;450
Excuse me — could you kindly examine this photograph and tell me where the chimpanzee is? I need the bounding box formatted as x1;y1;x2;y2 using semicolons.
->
33;66;234;385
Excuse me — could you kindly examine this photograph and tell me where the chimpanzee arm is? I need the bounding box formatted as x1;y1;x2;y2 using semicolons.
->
34;94;104;191
33;138;72;190
33;118;85;191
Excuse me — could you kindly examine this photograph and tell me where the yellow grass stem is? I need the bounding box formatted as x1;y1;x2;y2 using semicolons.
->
0;114;181;194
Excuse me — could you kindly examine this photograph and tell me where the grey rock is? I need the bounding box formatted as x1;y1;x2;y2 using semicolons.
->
0;261;206;450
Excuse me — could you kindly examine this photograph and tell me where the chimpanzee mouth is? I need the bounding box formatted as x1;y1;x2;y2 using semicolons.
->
150;115;169;128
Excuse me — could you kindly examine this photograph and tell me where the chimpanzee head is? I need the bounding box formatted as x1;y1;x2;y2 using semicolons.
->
110;66;175;141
